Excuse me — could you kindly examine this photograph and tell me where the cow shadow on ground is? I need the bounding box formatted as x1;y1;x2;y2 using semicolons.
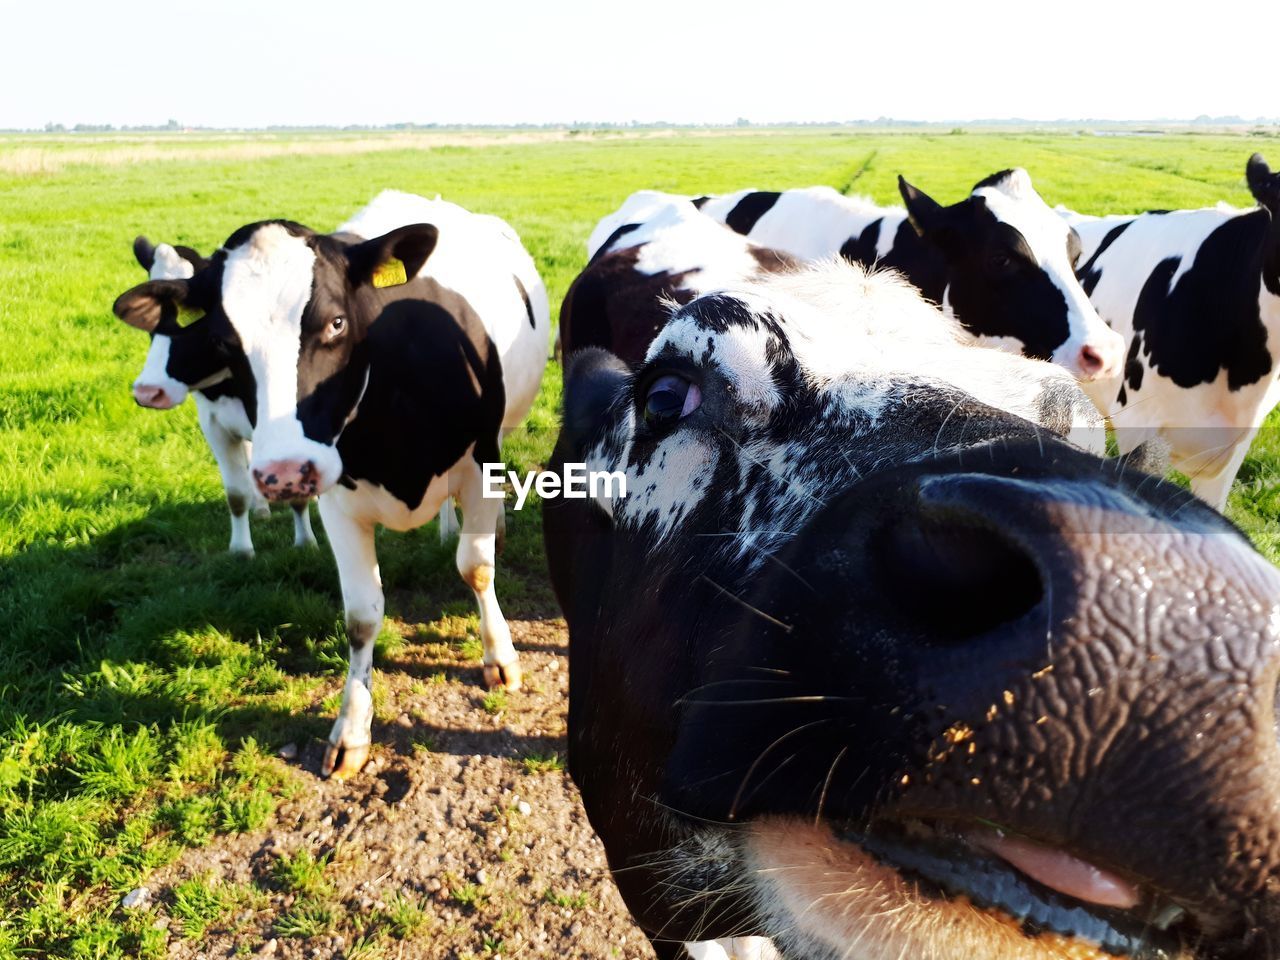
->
0;496;568;773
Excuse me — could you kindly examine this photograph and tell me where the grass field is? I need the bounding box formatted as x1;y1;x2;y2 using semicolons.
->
1;128;1278;958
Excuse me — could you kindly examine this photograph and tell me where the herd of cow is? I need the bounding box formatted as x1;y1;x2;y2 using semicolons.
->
111;152;1280;960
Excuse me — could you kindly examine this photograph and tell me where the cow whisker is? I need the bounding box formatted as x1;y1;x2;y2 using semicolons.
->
700;575;794;633
677;696;861;708
729;720;835;820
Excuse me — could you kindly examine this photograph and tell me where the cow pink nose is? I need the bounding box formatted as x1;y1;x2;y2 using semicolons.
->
253;460;319;501
1076;344;1112;381
133;384;173;409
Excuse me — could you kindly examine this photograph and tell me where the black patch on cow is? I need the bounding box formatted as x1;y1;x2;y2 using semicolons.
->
560;246;695;367
838;217;881;265
1124;333;1145;392
839;217;948;304
1117;384;1128;407
972;169;1016;191
724;192;781;236
588;223;639;265
691;196;712;210
1079;221;1132;296
514;274;536;329
934;200;1071;357
749;246;799;275
1130;209;1274;391
224;219;314;251
329;286;505;510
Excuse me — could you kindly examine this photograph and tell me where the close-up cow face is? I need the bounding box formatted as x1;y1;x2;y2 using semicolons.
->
545;263;1280;960
900;168;1125;381
1248;153;1280;215
123;236;216;409
114;220;440;500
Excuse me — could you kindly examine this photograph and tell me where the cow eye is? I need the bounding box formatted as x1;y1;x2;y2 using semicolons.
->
323;316;347;343
989;251;1015;273
643;373;701;428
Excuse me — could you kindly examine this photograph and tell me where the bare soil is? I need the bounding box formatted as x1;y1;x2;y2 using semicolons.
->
145;619;656;960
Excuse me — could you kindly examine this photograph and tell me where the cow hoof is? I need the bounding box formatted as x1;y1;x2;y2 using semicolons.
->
294;537;318;549
484;661;522;691
322;742;370;780
230;547;255;559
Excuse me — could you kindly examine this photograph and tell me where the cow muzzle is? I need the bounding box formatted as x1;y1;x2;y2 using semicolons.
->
1070;326;1125;381
677;451;1280;959
132;382;183;409
253;459;320;501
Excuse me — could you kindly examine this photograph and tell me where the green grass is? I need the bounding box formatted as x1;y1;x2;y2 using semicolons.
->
0;128;1278;957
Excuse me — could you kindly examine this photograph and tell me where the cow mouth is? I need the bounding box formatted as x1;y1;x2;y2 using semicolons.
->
843;818;1194;958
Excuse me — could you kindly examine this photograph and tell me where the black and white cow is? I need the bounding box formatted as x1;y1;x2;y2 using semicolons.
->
1248;152;1280;215
544;259;1280;960
1060;197;1280;509
700;170;1126;382
126;236;318;555
561;191;797;366
115;191;550;778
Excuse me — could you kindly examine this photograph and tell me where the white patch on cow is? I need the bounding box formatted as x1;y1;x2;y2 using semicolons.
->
220;224;344;490
586;189;693;259
704;186;891;262
974;170;1124;379
150;243;196;281
622;431;714;539
132;333;189;406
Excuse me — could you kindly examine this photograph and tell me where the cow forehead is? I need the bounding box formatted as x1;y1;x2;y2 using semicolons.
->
972;182;1071;263
220;224;318;348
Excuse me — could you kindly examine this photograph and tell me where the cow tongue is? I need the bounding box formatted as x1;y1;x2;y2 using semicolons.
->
967;826;1141;910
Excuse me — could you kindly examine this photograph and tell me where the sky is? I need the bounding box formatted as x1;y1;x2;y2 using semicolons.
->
1;0;1275;129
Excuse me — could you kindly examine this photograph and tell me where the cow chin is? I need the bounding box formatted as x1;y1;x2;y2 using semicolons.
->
740;820;1196;960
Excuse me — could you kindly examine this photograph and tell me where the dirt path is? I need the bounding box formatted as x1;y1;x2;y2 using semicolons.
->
146;619;657;960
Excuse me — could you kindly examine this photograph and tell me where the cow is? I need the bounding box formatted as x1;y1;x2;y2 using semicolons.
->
114;191;550;778
543;258;1280;960
1060;197;1280;509
561;191;797;366
127;236;318;556
700;170;1126;383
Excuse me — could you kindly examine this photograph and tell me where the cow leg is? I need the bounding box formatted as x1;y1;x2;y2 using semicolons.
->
198;405;256;556
455;462;520;691
437;496;460;544
317;497;382;779
1189;434;1253;512
291;500;318;548
244;440;272;519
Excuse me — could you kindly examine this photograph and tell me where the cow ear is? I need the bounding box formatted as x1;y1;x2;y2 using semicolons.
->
348;224;440;288
899;176;945;236
562;347;630;457
1247;153;1272;195
133;235;157;271
113;279;189;332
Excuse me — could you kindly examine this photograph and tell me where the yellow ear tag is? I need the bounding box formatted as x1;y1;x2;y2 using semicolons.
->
371;257;408;288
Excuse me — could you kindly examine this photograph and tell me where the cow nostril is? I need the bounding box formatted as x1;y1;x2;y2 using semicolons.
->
874;511;1044;640
1079;345;1104;376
